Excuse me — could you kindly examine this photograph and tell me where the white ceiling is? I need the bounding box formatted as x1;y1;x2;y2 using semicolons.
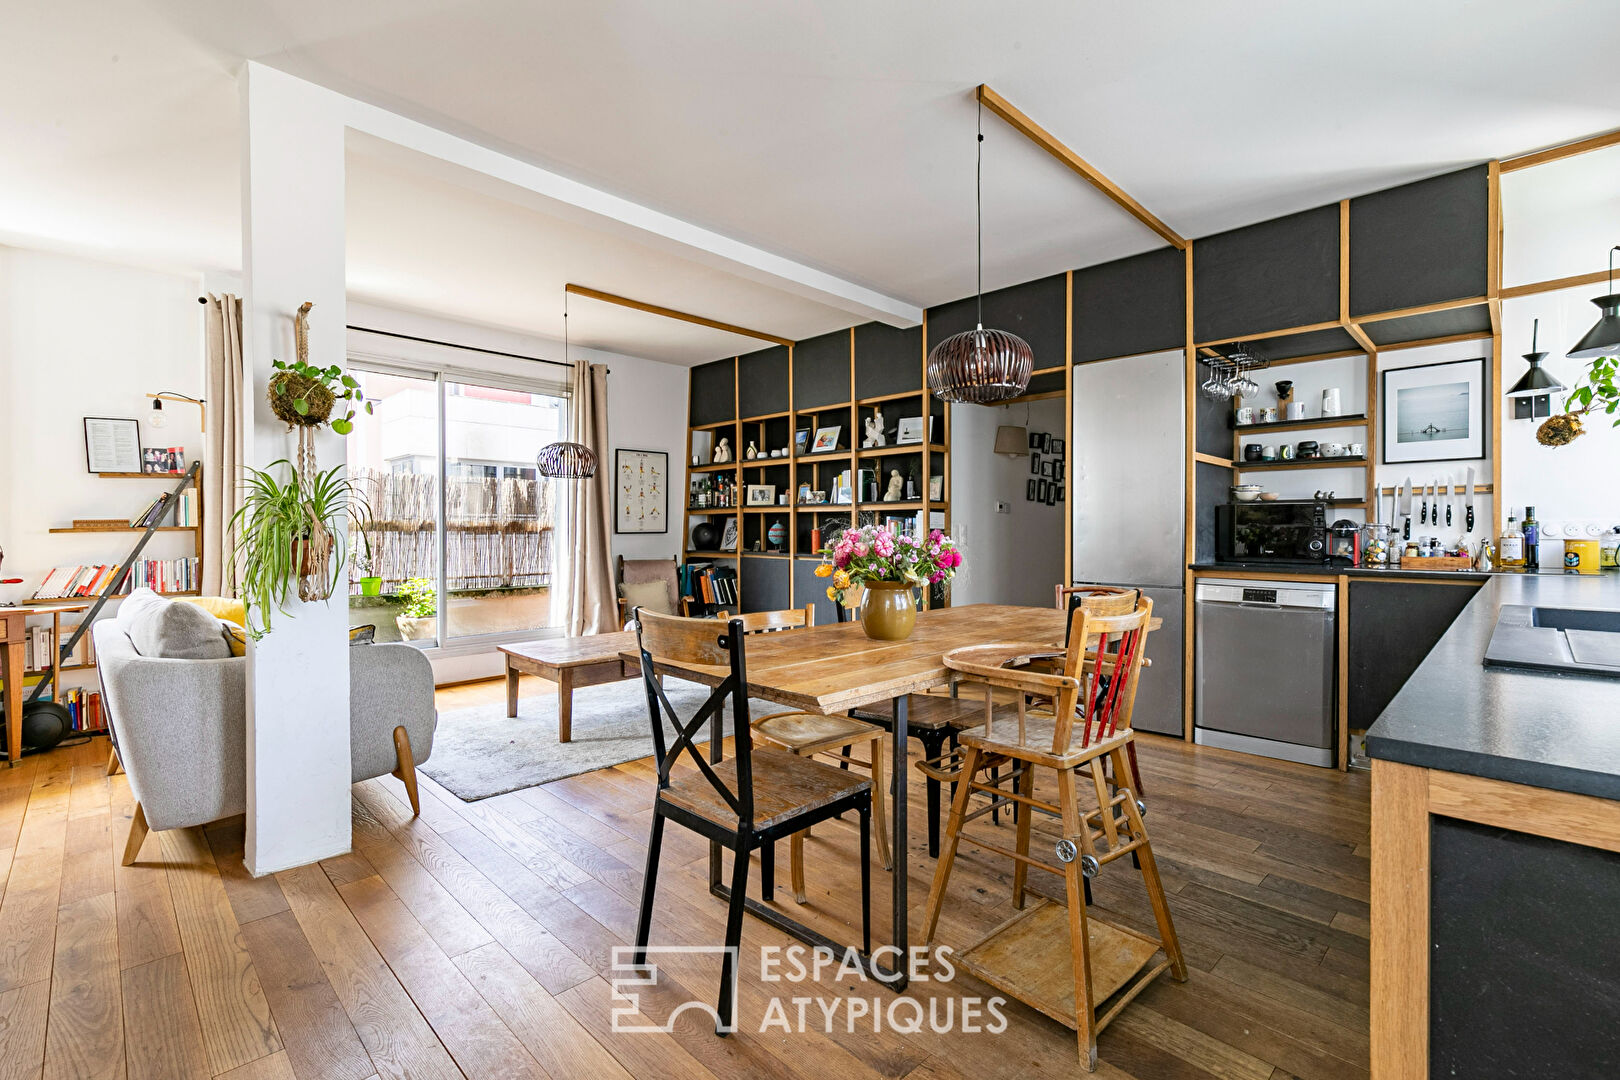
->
5;0;1620;364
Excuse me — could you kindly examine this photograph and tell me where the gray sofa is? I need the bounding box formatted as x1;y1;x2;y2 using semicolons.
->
94;610;437;866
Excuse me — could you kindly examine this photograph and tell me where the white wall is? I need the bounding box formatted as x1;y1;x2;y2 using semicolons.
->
0;247;206;695
345;302;689;683
949;397;1065;608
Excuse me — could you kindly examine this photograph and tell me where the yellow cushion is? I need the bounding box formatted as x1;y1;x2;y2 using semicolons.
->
179;596;246;627
221;622;248;657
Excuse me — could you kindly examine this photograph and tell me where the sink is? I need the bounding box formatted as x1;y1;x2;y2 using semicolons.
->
1531;606;1620;634
1485;605;1620;678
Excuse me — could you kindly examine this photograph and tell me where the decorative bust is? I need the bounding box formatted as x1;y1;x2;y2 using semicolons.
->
745;440;758;460
883;468;904;501
863;409;886;448
713;437;732;464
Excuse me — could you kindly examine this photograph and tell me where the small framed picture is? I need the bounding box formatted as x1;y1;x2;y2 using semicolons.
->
928;475;943;501
896;416;930;445
1381;357;1486;464
1056;483;1065;502
1053;461;1065;482
720;519;738;551
745;483;777;506
1045;483;1059;507
1029;453;1042;475
1041;460;1055;478
797;482;813;503
811;426;841;453
1036;479;1049;502
794;428;810;455
1038;432;1052;453
1027;479;1038;501
1028;430;1043;450
1050;437;1065;457
84;417;143;473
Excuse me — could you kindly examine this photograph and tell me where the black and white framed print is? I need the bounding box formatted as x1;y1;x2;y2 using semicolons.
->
1050;437;1066;457
1027;479;1037;501
1029;452;1042;475
1381;357;1486;464
615;449;668;533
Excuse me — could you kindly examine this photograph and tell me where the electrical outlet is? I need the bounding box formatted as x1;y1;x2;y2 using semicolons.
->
995;501;1011;515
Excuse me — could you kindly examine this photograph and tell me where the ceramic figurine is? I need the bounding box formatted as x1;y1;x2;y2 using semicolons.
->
745;441;757;460
692;453;701;466
883;468;904;501
713;437;731;464
863;409;886;448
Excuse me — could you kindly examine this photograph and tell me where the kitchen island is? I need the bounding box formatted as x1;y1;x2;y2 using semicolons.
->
1364;572;1620;1080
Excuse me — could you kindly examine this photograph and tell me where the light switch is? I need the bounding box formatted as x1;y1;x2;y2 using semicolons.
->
995;501;1011;515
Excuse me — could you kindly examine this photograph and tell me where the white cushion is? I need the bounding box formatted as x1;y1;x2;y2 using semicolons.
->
118;588;231;660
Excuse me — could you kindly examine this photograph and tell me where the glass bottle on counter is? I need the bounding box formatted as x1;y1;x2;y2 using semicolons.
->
1499;513;1526;570
1523;505;1540;571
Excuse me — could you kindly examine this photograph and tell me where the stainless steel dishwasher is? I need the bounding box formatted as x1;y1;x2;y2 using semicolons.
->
1194;578;1336;767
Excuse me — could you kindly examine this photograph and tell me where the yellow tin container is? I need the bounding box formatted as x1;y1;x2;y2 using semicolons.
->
1563;538;1600;574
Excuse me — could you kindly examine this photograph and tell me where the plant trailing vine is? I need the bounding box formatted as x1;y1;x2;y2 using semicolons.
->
231;461;366;638
1538;353;1620;447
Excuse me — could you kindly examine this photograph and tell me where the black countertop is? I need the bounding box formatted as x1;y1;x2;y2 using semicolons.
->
1190;560;1492;580
1365;572;1620;800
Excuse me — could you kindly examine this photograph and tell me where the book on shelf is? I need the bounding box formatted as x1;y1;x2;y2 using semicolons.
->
128;491;173;528
680;561;737;613
56;687;105;733
32;558;198;600
23;622;91;671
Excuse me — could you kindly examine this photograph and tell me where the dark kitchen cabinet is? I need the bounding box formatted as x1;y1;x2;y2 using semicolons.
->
1193;204;1341;344
1347;577;1483;730
1349;164;1489;318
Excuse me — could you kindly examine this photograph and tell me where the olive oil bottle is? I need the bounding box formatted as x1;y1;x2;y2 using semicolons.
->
1499;512;1526;570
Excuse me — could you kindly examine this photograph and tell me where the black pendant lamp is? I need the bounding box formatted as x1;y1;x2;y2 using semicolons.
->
537;291;598;479
1567;245;1620;360
1508;319;1567;397
927;97;1033;405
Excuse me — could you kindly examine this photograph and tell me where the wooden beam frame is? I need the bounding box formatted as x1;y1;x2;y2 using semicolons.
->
977;84;1187;250
565;283;794;346
1500;126;1620;172
1501;268;1615;300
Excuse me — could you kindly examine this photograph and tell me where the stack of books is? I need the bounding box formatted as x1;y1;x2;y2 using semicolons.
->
33;565;120;599
32;557;199;599
680;562;738;613
22;624;90;672
58;688;105;732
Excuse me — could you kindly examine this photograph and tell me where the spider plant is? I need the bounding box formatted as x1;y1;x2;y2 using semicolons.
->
231;460;365;639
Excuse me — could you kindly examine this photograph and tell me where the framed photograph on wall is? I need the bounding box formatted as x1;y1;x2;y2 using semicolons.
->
1029;453;1042;475
1381;357;1486;464
745;483;777;506
1027;479;1037;501
810;426;841;453
794;428;810;455
720;518;738;551
615;449;668;533
83;417;143;473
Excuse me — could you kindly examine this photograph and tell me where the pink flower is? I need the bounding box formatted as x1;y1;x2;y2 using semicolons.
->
833;550;850;569
929;530;943;542
929;570;945;584
855;539;870;557
874;532;895;558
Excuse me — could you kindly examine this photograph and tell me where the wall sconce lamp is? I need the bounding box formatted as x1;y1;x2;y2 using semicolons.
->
147;392;206;432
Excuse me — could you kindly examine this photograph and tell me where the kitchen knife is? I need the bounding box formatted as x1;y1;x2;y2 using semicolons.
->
1401;478;1412;540
1446;473;1453;528
1420;480;1428;526
1465;468;1476;533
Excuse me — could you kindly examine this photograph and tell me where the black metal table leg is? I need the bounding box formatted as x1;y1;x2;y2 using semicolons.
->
914;729;948;859
883;694;909;989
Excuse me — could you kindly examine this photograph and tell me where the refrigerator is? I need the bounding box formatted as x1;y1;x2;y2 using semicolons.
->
1070;349;1185;736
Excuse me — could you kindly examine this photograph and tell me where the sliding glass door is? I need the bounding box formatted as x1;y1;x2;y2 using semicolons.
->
345;364;568;647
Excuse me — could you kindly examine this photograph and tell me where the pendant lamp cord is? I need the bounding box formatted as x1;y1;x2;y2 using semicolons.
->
976;98;984;330
1610;245;1620;294
564;289;570;367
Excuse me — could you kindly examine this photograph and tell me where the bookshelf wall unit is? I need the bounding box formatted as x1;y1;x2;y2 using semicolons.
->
685;323;950;623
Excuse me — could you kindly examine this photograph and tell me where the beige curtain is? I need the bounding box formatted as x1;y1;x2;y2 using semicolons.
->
566;362;617;635
202;294;244;597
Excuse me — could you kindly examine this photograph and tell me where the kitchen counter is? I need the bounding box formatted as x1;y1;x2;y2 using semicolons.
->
1190;560;1492;580
1365;571;1620;800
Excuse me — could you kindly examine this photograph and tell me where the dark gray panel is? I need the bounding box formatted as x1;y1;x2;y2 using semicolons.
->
1195;384;1232;458
1194;461;1230;563
1350;165;1489;318
1363;303;1493;346
854;323;923;399
738;345;790;419
1019;369;1066;399
1072;247;1186;363
1431;817;1620;1079
739;556;791;614
689;358;735;426
928;272;1067;373
793;556;838;626
792;329;853;410
1193;205;1340;343
1347;579;1480;730
1245;325;1361;362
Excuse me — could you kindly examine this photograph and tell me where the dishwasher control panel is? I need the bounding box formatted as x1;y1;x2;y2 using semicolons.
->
1241;588;1278;604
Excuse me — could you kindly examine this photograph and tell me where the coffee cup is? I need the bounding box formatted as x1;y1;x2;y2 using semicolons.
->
1260;407;1278;423
1280;444;1296;460
1287;402;1307;420
1236;406;1255;424
1322;442;1346;457
1244;443;1263;461
1348;442;1365;457
1321;388;1342;417
1261;445;1278;461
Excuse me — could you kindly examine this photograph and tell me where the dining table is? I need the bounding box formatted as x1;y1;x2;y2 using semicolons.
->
624;602;1069;991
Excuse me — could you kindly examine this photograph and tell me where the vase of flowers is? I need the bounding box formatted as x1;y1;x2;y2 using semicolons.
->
815;525;963;641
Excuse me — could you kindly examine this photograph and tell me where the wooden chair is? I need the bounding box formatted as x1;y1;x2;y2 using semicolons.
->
921;598;1186;1072
616;555;693;625
630;608;872;1035
733;604;893;903
832;587;988;856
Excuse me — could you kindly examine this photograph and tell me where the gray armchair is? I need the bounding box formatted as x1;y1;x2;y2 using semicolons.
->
94;618;437;866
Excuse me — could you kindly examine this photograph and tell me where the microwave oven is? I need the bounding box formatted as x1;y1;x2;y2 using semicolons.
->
1216;502;1330;564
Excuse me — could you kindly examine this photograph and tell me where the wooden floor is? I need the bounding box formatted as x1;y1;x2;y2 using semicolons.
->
0;673;1371;1079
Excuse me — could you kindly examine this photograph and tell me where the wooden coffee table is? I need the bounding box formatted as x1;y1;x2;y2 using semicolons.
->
500;631;638;743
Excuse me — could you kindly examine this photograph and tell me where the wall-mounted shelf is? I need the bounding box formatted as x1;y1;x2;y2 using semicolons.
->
1234;413;1369;435
23;590;199;606
856;444;945;459
1232;456;1368;471
685;506;737;514
49;525;196;534
95;471;188;479
689;461;738;473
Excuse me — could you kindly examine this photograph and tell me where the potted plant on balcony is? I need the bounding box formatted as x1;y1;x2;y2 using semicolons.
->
394;577;437;641
815;524;963;640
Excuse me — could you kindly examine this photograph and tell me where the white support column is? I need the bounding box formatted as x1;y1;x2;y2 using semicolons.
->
240;63;352;874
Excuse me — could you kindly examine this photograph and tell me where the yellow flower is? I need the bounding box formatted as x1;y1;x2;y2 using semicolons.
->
832;569;851;590
826;585;839;601
814;562;833;578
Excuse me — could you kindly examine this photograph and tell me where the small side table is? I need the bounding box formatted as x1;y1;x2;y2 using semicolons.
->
500;631;639;743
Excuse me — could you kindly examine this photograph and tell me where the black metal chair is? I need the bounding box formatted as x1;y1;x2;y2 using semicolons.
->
631;608;872;1035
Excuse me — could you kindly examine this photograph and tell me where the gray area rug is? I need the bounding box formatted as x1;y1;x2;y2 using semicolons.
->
421;677;777;801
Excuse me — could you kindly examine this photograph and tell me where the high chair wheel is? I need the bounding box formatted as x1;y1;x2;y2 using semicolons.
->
1137;799;1147;817
1080;854;1100;879
1055;838;1078;863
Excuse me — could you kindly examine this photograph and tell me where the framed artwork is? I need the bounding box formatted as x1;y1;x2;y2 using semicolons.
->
745;483;777;506
720;518;738;551
1036;479;1049;502
1045;483;1059;507
1050;437;1066;457
1028;430;1043;450
896;415;931;445
794;428;810;455
1041;460;1056;478
1039;432;1052;453
1381;358;1486;464
928;475;944;501
83;417;142;473
614;449;668;533
811;426;841;453
1029;453;1042;475
1027;479;1038;501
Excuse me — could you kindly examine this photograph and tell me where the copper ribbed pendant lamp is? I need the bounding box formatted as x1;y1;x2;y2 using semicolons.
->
537;291;598;479
927;96;1033;405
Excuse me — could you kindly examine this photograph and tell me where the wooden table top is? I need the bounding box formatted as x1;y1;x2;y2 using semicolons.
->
500;630;638;669
623;604;1068;714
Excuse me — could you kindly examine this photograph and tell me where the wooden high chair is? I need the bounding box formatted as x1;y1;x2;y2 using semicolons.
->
921;597;1186;1072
